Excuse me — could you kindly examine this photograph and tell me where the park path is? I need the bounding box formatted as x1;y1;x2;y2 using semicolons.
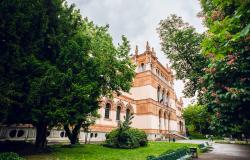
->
196;143;250;160
177;140;250;160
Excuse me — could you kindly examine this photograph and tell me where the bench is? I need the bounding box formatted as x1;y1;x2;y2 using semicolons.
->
147;147;192;160
198;143;209;152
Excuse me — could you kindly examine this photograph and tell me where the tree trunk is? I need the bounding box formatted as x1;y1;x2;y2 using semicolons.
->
35;122;48;150
64;122;82;145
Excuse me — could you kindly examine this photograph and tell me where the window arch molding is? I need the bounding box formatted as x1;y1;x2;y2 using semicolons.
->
126;103;134;114
115;100;125;121
101;98;114;110
116;100;125;111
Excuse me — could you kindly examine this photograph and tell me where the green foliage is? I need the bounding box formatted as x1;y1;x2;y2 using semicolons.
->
199;0;250;137
0;0;84;148
0;0;135;148
188;131;206;139
157;14;208;97
104;114;148;149
61;20;135;144
0;152;24;160
158;1;250;138
183;104;211;135
147;147;191;160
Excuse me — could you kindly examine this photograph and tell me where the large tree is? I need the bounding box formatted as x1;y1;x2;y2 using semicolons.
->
183;104;210;135
0;0;82;149
60;23;135;145
157;14;208;97
0;0;135;149
199;0;250;137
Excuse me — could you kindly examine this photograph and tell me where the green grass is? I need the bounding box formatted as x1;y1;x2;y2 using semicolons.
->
25;142;197;160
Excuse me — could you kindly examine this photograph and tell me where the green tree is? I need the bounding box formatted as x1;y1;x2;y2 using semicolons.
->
60;23;135;145
157;14;208;97
0;0;135;149
0;0;82;149
183;104;210;135
199;0;250;137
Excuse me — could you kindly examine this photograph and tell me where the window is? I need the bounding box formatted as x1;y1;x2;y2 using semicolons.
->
90;133;93;138
126;108;130;118
9;129;17;138
60;131;65;138
95;133;98;138
159;110;162;129
141;63;145;71
116;106;121;120
157;86;161;102
161;89;165;104
104;103;111;119
166;92;170;105
164;112;167;130
17;130;24;137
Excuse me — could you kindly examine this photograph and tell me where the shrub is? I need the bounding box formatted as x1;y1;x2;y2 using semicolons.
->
104;114;148;149
0;152;25;160
189;131;206;139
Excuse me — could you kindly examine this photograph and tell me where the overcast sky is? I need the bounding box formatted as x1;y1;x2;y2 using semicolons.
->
67;0;205;106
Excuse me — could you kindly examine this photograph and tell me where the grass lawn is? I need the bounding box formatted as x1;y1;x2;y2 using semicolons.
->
24;142;197;160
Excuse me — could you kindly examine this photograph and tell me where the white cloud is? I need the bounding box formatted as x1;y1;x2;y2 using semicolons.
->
67;0;205;106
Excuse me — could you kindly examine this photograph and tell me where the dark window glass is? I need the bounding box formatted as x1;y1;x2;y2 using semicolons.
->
104;103;111;119
60;131;65;138
17;130;24;137
95;133;98;138
116;106;121;120
90;133;93;138
157;86;161;102
126;109;130;118
9;130;17;138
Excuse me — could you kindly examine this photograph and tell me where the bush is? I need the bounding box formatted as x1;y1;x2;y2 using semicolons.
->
0;152;25;160
105;128;148;149
104;114;148;149
189;132;206;139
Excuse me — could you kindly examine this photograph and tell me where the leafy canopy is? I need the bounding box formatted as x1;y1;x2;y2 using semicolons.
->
199;0;250;135
157;14;208;97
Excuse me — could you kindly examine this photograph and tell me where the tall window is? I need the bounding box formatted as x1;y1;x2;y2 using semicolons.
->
126;108;130;118
161;89;165;104
104;103;111;119
166;91;170;105
116;106;121;120
164;112;167;130
157;86;161;102
159;110;162;130
141;63;145;72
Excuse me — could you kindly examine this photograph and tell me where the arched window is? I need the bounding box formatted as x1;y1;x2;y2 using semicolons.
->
161;89;165;104
104;103;111;119
179;121;183;132
141;63;145;71
126;108;130;118
116;106;121;120
157;86;161;102
159;110;162;130
164;112;167;130
166;91;170;106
